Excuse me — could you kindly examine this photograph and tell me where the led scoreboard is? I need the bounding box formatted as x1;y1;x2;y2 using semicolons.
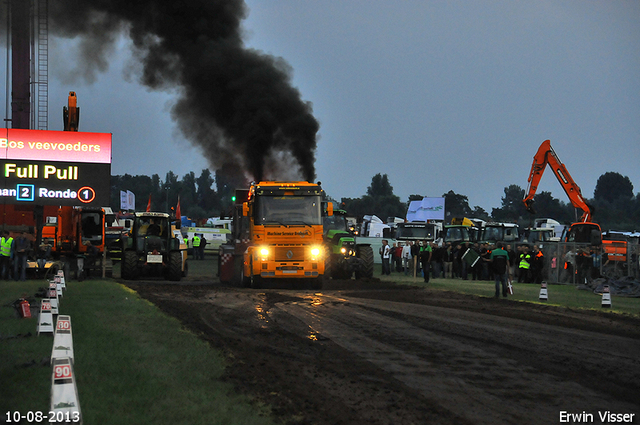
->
1;129;111;206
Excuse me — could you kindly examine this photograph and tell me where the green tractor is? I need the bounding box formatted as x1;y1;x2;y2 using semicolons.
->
324;210;374;279
120;212;188;281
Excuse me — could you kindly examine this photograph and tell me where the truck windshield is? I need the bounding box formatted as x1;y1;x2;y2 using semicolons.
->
396;225;435;240
255;195;322;226
324;214;348;232
81;212;103;244
137;216;169;237
445;227;470;243
483;227;503;242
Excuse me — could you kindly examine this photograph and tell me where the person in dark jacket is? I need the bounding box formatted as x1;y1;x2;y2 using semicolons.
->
430;243;444;279
506;244;517;279
531;245;545;284
419;241;432;283
457;243;469;280
443;243;454;279
411;241;421;275
13;232;31;281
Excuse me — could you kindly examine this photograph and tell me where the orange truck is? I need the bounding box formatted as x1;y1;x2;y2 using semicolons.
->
219;181;332;289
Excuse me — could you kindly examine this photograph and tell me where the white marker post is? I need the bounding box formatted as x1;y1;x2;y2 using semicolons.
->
601;285;612;308
48;286;59;315
539;281;548;301
55;277;63;298
37;299;54;335
51;315;74;364
50;357;82;424
57;270;66;290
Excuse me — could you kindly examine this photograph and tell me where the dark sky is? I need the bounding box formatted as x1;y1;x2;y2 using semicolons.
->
2;0;638;212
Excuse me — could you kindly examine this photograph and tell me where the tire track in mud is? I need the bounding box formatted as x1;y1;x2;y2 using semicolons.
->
272;294;640;425
126;282;640;425
135;286;469;425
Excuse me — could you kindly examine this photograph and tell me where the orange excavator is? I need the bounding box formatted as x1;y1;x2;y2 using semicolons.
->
523;140;601;244
63;91;79;131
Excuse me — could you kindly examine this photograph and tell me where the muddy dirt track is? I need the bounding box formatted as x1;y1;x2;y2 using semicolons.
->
124;278;640;425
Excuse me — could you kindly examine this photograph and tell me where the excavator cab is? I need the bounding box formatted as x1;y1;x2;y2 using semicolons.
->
565;222;602;245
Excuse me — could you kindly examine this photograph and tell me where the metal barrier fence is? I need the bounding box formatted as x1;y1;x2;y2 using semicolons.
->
528;240;640;284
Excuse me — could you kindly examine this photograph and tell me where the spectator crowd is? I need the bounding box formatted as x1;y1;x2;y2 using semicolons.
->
381;240;549;285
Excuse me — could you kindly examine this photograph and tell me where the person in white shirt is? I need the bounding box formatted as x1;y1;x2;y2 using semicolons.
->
401;242;412;276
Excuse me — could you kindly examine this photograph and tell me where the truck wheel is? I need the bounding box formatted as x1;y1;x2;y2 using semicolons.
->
235;257;250;288
250;275;262;289
355;245;374;279
168;252;183;281
121;251;138;280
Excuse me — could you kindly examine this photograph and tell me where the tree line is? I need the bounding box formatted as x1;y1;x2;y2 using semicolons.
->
110;169;242;219
111;170;640;231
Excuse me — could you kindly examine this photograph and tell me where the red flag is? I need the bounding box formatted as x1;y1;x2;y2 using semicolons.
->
146;194;152;212
175;195;181;219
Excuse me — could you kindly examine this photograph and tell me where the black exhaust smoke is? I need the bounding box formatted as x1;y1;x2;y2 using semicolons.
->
46;0;318;182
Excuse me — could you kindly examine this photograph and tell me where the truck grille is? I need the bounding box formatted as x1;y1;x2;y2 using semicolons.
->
275;246;305;261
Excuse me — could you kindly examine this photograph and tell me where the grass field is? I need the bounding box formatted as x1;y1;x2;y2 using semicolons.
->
378;269;640;316
0;277;274;425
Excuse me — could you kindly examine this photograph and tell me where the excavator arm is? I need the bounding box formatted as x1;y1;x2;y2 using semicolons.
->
63;91;80;132
523;140;592;223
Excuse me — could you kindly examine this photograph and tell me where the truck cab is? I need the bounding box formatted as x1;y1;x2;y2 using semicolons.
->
226;181;331;289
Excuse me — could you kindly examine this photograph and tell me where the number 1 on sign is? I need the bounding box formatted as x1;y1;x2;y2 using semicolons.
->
78;186;95;203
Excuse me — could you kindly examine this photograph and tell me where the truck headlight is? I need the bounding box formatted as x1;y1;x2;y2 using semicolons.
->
311;247;321;257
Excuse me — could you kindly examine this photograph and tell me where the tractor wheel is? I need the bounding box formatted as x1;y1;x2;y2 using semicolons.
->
328;254;350;280
121;251;138;280
355;245;374;279
168;252;183;281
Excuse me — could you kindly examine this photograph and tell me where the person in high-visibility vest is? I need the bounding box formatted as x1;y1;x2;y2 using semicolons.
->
518;245;531;283
192;235;201;260
0;231;14;280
